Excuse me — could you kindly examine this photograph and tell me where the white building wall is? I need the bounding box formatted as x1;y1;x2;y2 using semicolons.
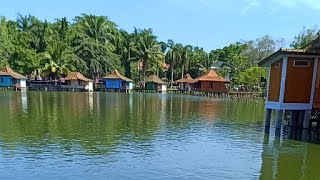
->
161;85;167;93
128;82;133;90
20;79;27;92
88;81;93;92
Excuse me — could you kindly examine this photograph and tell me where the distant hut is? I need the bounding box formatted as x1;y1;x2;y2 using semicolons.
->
0;66;27;91
145;74;167;93
176;73;194;90
102;70;134;92
64;72;94;92
190;69;230;92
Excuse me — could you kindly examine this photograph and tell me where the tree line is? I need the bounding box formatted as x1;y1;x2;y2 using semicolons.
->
0;14;317;88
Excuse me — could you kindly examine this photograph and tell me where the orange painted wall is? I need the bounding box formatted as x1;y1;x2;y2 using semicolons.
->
284;57;314;103
268;60;282;102
313;62;320;108
199;81;228;92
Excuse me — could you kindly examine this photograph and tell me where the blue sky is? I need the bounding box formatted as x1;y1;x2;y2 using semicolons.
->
1;0;320;51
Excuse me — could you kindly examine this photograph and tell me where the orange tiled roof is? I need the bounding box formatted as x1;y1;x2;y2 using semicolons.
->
65;72;93;82
0;66;27;79
146;74;167;85
103;69;133;82
176;73;194;83
191;69;230;83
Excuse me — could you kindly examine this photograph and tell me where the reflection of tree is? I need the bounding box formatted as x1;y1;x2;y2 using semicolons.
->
0;92;163;155
260;133;320;180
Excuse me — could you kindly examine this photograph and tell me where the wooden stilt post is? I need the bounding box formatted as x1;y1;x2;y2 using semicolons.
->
298;110;304;128
303;110;311;129
290;110;298;127
276;109;283;129
265;108;272;128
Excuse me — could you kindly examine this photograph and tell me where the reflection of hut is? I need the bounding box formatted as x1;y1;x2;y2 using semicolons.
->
176;73;193;90
190;69;230;92
102;70;134;92
63;72;94;92
0;66;27;91
145;74;167;93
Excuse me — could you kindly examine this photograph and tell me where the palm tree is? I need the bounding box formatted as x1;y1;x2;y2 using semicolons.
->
73;14;121;80
180;45;193;78
118;30;138;78
16;14;36;31
54;17;69;42
133;28;164;82
41;41;86;79
165;39;182;87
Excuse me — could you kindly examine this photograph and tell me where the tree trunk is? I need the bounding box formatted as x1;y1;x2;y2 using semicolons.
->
181;64;185;79
171;65;174;88
143;58;147;87
156;64;159;77
126;50;131;78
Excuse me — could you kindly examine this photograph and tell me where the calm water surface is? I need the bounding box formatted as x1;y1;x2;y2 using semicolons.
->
0;92;319;180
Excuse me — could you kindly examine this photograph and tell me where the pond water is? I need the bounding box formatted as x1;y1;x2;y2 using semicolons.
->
0;92;319;180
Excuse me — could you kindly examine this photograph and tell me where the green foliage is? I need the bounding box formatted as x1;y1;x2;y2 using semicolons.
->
233;66;267;87
290;26;319;49
0;13;313;91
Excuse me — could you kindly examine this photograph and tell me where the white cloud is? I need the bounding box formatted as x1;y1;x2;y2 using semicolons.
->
242;0;260;14
269;0;320;10
166;0;320;15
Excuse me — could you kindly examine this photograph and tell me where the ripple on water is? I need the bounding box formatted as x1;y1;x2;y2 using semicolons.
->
2;92;317;179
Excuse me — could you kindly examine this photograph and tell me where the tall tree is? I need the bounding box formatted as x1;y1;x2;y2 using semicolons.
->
180;45;193;78
165;39;182;86
291;26;319;49
133;28;164;82
41;41;86;78
73;14;121;80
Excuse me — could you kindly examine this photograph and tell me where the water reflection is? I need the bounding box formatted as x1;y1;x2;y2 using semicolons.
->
1;92;320;179
260;129;320;180
21;91;27;112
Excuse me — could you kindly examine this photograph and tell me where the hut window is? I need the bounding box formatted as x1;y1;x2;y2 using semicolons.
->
112;80;116;85
275;62;280;68
0;78;3;83
294;60;310;67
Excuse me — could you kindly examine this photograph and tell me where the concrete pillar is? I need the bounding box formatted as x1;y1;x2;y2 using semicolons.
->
276;110;284;129
303;110;311;129
265;108;272;128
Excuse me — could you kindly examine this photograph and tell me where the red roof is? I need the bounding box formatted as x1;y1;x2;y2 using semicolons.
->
176;73;194;83
146;74;167;85
103;69;133;82
0;66;27;80
191;69;230;83
65;72;93;82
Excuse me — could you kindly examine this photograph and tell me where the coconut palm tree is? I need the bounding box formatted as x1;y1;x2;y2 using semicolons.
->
73;14;121;80
165;39;183;86
117;30;138;78
16;14;36;31
41;41;86;79
180;45;193;78
133;28;164;82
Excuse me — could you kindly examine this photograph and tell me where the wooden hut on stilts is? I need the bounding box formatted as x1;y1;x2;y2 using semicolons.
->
259;37;320;133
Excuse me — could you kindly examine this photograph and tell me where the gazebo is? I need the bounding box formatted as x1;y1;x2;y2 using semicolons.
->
63;72;94;92
0;66;27;91
175;73;194;90
102;69;134;92
190;69;230;92
145;74;167;93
